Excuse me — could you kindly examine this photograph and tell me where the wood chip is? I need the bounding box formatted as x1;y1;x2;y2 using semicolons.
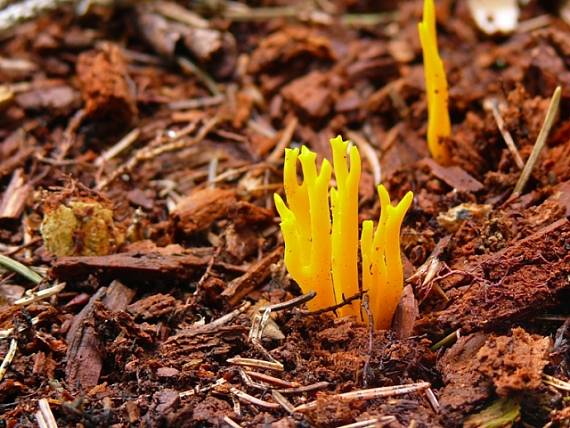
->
421;158;484;193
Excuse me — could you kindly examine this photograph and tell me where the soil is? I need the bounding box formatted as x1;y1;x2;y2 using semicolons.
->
0;1;569;427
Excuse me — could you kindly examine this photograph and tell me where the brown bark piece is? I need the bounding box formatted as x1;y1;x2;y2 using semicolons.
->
0;169;29;221
65;287;105;391
127;293;178;320
102;280;137;311
15;85;79;113
421;158;484;193
136;7;236;79
416;218;570;335
76;42;137;125
282;70;333;118
248;26;334;75
438;332;492;424
171;187;236;235
550;180;570;216
171;188;273;236
476;327;551;396
65;281;135;391
52;249;208;283
392;285;419;339
143;389;180;425
0;131;35;179
222;247;283;305
190;396;234;425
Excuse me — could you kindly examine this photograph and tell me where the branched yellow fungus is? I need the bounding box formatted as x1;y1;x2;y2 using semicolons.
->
274;146;335;310
361;186;413;330
275;136;414;328
419;0;451;164
330;136;361;317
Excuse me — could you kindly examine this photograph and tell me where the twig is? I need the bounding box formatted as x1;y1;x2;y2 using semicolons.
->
0;0;72;33
346;130;382;185
0;338;17;382
535;315;568;322
97;116;218;189
227;357;284;372
483;98;524;169
179;378;226;398
257;291;316;313
168;94;225;110
222;416;243;428
221;4;396;27
0;315;40;340
425;388;440;413
245;370;298;388
516;14;551;33
207;156;218;187
14;282;65;306
196;301;251;333
230;387;279;409
277;381;330;394
294;382;431;412
177;56;220;96
238;369;269;391
336;417;397;428
0;254;43;284
0;237;42;257
249;308;271;342
543;374;570;391
298;290;365;316
512;86;562;197
95;128;140;166
267;117;298;164
35;398;58;428
271;390;296;414
153;1;209;28
431;329;460;351
56;108;86;161
361;293;374;388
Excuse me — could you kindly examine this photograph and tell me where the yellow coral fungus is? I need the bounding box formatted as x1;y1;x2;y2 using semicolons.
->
361;186;413;330
275;136;413;328
274;146;335;310
419;0;451;164
330;136;361;317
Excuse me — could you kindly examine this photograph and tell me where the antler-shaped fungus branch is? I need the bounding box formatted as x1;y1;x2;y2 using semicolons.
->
361;186;413;329
274;147;335;310
419;0;451;165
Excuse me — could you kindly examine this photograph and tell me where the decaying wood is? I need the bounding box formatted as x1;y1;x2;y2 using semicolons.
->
416;218;570;335
65;281;135;390
172;187;273;236
222;247;283;305
52;248;209;283
76;42;138;126
392;284;419;339
0;169;30;221
421;158;484;193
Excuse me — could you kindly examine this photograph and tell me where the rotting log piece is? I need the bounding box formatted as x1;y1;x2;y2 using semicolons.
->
171;187;273;236
416;218;570;335
51;248;209;284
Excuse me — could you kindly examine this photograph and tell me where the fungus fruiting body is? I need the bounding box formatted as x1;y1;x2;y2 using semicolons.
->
274;146;335;310
419;0;451;164
274;136;413;328
361;186;413;329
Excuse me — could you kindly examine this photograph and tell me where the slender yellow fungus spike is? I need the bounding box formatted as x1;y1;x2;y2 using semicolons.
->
275;137;413;328
419;0;451;165
360;186;413;330
330;136;361;317
274;147;335;310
